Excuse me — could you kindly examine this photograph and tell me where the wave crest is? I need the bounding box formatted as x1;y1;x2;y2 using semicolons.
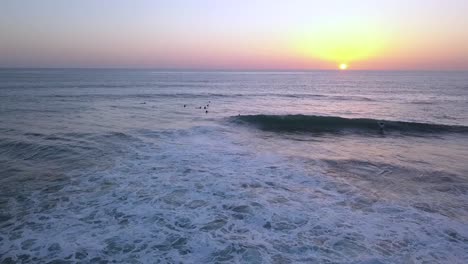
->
231;114;468;134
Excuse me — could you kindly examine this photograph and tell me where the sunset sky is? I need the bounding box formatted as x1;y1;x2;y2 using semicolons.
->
1;0;467;70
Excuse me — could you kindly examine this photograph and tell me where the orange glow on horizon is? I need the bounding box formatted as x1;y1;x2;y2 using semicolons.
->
291;17;391;70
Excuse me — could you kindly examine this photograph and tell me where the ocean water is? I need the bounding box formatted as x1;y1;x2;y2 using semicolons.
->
1;69;468;263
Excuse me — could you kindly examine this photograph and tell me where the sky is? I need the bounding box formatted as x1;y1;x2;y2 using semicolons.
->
1;0;467;70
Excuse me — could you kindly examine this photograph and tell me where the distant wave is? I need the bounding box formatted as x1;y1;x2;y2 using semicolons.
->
0;131;137;162
41;93;374;102
231;114;468;134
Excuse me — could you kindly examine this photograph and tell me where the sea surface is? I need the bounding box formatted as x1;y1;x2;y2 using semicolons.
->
1;69;468;263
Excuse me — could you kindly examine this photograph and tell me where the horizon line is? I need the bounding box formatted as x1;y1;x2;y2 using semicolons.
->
1;67;467;72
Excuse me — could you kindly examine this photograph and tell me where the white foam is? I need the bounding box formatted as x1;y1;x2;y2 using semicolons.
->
1;125;467;263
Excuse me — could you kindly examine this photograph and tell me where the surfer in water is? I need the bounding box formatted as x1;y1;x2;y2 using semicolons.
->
378;121;385;134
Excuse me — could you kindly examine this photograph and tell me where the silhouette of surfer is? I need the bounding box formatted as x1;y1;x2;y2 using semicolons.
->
378;121;385;133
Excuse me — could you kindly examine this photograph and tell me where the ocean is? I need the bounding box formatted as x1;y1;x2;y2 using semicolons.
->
1;69;467;263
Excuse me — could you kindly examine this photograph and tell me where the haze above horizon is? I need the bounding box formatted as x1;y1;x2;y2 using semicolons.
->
1;0;467;70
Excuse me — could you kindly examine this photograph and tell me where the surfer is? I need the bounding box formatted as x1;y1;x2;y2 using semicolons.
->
378;121;385;133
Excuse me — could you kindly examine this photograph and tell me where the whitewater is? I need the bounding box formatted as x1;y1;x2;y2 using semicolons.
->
1;70;468;263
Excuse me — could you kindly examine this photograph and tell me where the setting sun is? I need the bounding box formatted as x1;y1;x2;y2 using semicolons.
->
339;63;348;70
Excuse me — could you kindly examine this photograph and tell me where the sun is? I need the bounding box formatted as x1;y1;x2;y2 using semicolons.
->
339;63;348;70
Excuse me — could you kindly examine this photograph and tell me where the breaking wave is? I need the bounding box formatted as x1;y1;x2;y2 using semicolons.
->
231;114;468;134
